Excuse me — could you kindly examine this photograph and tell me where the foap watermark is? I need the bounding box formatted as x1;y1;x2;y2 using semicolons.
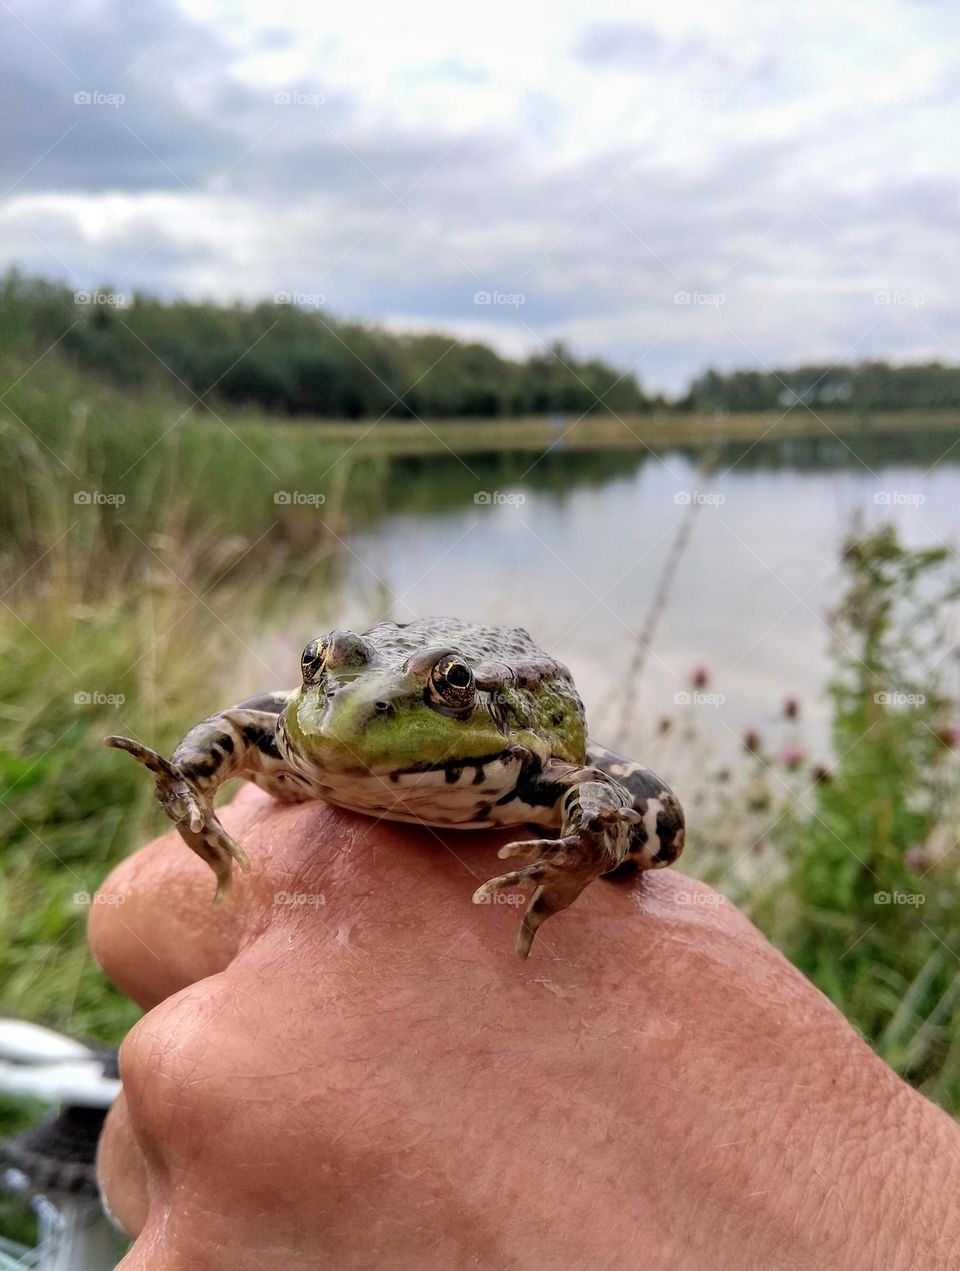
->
74;490;126;506
674;690;726;708
674;290;725;307
73;890;126;907
473;289;525;307
874;691;926;707
273;90;325;108
474;891;526;907
674;491;725;507
74;290;126;307
874;490;925;507
874;890;925;906
73;90;125;108
274;891;327;906
680;89;727;108
874;290;925;308
74;691;125;707
673;890;726;907
274;290;326;308
274;490;326;506
473;491;526;507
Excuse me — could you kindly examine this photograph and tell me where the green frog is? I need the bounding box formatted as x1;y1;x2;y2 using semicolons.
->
106;618;684;958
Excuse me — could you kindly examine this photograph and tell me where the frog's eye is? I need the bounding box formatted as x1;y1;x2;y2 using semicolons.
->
430;654;475;708
301;638;327;686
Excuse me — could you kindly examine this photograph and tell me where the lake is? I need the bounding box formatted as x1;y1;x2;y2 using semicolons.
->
261;424;960;773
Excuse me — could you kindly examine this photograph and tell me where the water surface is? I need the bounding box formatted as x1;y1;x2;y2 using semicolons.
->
271;425;960;768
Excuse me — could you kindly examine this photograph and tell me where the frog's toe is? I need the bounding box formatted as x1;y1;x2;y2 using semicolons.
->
495;834;578;863
105;735;178;781
162;780;206;834
473;861;546;902
179;815;250;903
515;885;574;960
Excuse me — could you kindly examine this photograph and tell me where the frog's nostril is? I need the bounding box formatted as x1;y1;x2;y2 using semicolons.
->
374;700;393;716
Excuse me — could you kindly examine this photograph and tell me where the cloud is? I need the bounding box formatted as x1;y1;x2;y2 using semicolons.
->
574;21;666;64
0;0;240;193
1;0;958;391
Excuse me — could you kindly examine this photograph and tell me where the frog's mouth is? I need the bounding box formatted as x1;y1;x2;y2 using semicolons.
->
279;678;510;777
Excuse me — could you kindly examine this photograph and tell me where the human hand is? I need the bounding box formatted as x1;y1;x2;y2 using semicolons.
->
91;785;960;1269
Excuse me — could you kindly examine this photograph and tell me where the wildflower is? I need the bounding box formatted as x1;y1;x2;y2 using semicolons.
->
783;695;800;719
743;729;761;754
691;665;709;688
905;844;932;875
782;745;805;770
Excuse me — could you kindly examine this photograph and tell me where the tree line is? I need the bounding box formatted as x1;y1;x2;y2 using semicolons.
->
680;362;960;413
4;272;959;420
0;273;648;420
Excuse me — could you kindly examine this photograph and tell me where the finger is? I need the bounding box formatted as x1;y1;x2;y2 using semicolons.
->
97;1091;150;1238
87;785;270;1008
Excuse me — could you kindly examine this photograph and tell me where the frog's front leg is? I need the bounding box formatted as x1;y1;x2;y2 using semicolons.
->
474;759;684;959
105;691;303;900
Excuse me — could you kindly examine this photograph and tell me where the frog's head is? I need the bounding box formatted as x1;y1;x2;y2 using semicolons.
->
280;630;514;774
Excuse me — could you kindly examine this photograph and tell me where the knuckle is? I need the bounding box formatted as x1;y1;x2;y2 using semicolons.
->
119;981;242;1151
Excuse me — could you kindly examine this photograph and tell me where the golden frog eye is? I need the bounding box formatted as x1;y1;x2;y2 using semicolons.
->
301;638;327;686
431;654;475;706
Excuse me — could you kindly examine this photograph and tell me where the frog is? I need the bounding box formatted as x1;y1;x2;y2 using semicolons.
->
106;618;685;959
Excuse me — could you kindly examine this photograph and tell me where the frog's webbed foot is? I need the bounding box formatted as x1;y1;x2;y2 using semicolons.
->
473;803;640;959
105;735;249;901
473;835;584;960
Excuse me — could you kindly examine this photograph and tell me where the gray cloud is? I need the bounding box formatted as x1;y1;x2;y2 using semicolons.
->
575;22;665;63
0;0;496;200
1;0;243;193
1;0;958;391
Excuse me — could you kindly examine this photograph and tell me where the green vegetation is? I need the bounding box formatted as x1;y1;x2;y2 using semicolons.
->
0;271;649;421
759;528;960;1105
0;341;358;1045
684;360;960;413
0;551;300;1043
0;338;376;580
694;526;960;1109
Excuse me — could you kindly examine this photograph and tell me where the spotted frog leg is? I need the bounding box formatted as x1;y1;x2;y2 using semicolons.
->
473;746;685;959
106;691;305;900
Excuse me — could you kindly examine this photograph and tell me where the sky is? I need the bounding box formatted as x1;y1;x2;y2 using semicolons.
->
1;0;958;392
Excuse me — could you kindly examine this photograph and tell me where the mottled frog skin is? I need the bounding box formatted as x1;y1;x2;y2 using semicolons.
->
107;618;685;958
